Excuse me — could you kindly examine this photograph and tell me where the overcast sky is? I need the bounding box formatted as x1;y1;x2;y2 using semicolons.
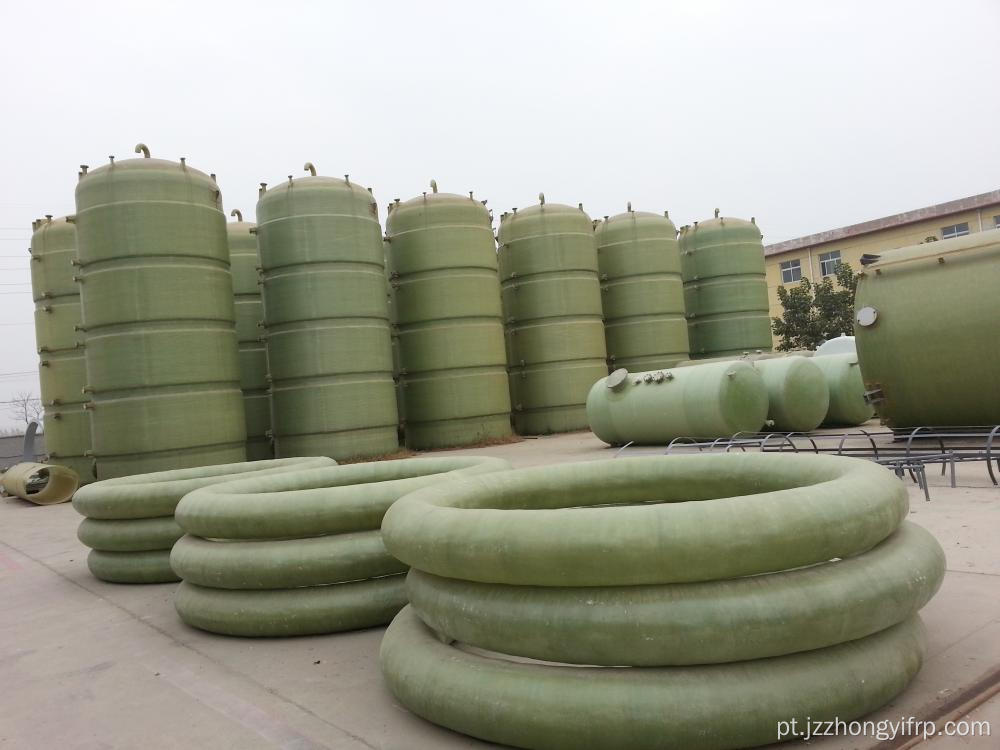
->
1;0;998;430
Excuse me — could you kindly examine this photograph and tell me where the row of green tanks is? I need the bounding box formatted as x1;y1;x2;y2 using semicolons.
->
496;199;771;435
60;144;775;467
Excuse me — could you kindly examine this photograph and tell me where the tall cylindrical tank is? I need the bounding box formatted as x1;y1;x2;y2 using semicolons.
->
811;353;874;427
680;210;771;358
854;233;1000;427
255;164;398;460
498;196;608;434
226;211;272;460
384;181;511;449
74;145;246;479
595;206;689;371
29;215;91;480
586;361;769;445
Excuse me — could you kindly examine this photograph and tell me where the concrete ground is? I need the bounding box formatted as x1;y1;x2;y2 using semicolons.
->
1;427;998;749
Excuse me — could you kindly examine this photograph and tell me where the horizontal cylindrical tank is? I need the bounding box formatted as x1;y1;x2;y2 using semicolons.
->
815;334;856;357
384;182;511;449
74;145;246;478
854;233;1000;427
811;353;874;426
753;356;829;432
498;196;608;434
586;360;768;445
30;215;92;480
677;353;830;431
680;210;771;358
256;165;398;460
595;207;689;371
226;211;272;461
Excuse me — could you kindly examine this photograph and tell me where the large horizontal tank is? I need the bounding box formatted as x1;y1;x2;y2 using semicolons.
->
255;164;398;459
498;195;608;434
587;360;769;445
226;210;272;460
680;210;771;358
854;233;1000;427
30;215;91;480
595;205;689;371
385;181;511;449
811;353;874;427
74;145;246;478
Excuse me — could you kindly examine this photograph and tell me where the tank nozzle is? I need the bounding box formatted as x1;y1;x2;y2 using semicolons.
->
134;143;150;158
231;209;243;221
304;162;316;176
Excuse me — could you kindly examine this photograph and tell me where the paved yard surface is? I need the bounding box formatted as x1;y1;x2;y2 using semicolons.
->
2;427;997;749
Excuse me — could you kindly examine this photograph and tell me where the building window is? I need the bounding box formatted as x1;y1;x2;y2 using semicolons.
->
941;222;969;239
993;215;1000;229
819;250;841;277
780;259;801;284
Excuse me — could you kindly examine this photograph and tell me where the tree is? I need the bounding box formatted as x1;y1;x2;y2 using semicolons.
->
771;261;859;351
6;390;44;430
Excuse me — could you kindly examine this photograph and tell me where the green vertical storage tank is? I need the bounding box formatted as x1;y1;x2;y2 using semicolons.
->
226;211;272;460
384;181;511;449
854;232;1000;427
256;164;398;460
74;145;246;479
498;195;608;434
680;210;771;358
595;206;689;370
30;215;92;480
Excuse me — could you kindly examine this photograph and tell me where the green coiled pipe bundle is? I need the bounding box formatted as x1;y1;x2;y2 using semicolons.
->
170;456;511;636
379;453;944;750
73;457;336;583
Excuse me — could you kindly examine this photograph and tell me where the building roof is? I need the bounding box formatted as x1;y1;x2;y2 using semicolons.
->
764;189;1000;257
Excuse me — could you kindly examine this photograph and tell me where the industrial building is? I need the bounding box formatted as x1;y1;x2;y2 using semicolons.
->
764;189;1000;345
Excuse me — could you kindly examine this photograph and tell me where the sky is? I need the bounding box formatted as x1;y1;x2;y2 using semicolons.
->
1;0;998;429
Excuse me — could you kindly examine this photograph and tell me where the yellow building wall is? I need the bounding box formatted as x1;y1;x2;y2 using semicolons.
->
764;204;1000;341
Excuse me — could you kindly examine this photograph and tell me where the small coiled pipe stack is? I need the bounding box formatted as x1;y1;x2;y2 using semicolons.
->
73;457;335;583
380;454;944;750
170;456;510;637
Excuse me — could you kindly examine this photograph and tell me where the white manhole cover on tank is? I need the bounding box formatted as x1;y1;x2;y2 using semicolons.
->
856;306;878;327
